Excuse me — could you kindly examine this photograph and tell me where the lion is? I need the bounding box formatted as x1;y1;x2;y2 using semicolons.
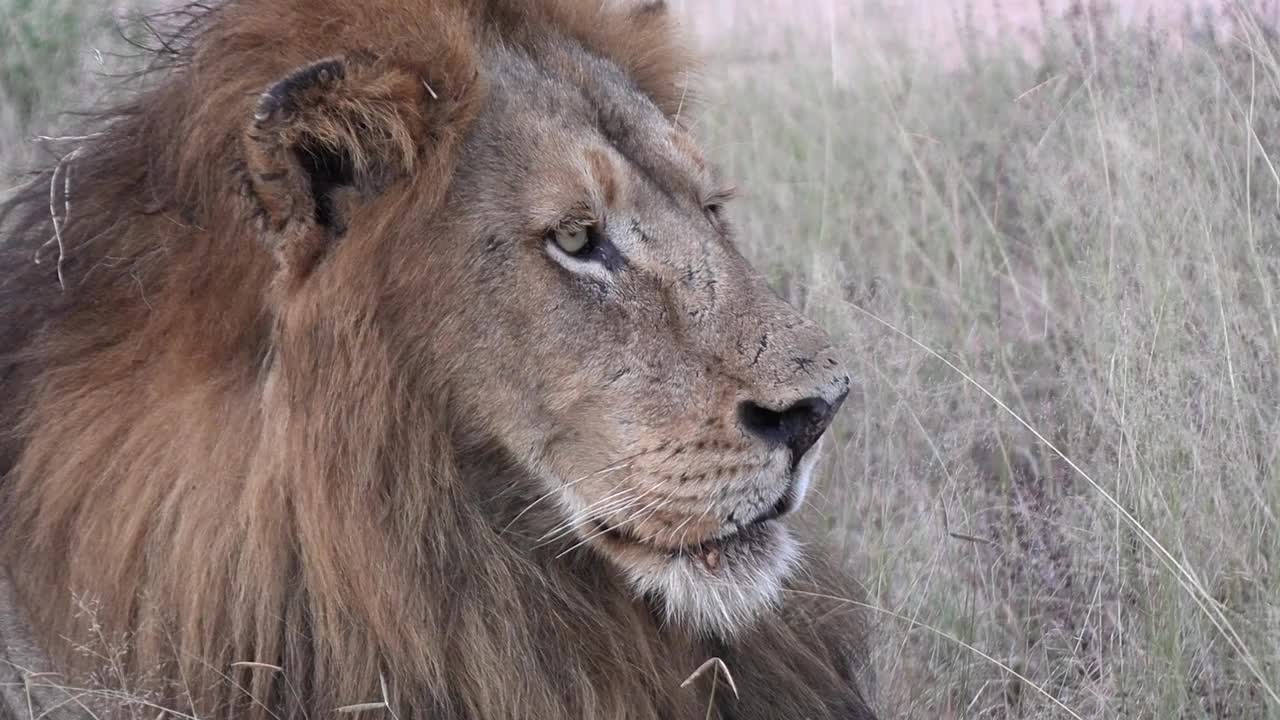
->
0;1;877;718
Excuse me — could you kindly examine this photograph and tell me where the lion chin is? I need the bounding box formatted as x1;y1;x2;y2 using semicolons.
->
618;521;800;637
565;442;827;638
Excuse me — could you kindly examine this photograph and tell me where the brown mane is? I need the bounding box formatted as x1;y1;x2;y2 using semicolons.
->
0;2;875;718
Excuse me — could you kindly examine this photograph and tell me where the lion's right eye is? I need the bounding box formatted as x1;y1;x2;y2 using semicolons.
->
547;224;600;260
544;222;623;280
553;227;591;256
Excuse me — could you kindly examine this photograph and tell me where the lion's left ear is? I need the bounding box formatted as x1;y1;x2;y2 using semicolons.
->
610;0;695;119
242;53;472;283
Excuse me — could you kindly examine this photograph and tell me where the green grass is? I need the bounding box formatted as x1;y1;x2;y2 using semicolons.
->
0;0;153;168
3;1;1278;718
1;0;102;166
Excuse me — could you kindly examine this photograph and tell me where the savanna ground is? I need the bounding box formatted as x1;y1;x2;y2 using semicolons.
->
2;1;1279;718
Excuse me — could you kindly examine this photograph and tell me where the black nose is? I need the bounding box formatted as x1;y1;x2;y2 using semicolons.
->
737;389;849;462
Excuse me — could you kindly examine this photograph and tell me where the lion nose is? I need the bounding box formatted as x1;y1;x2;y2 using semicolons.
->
737;386;849;462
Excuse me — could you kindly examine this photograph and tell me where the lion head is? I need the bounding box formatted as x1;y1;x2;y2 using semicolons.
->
0;1;873;718
424;52;851;637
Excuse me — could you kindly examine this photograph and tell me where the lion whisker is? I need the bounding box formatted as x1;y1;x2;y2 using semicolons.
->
534;477;643;540
499;460;635;536
541;472;688;554
688;501;718;541
551;491;676;559
533;485;646;548
631;505;681;547
553;526;616;558
666;516;696;548
605;479;685;524
591;493;678;550
530;461;672;544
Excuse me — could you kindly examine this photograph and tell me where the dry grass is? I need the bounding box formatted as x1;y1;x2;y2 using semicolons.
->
2;1;1279;719
694;3;1280;718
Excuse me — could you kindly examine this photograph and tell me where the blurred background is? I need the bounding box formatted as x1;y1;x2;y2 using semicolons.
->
3;1;1279;718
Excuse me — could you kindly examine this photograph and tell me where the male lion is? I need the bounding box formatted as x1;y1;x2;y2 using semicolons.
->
0;1;877;718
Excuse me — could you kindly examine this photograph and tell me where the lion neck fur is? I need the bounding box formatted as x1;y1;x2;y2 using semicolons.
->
0;2;875;718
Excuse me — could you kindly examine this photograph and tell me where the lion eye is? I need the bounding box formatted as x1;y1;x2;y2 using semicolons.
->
703;189;736;228
703;204;729;232
549;226;595;258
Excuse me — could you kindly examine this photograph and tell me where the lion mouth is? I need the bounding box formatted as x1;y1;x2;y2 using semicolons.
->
589;518;774;575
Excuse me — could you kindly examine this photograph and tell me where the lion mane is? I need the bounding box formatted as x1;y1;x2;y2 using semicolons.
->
0;2;876;718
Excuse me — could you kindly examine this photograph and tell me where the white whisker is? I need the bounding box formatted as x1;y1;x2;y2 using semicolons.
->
500;460;634;536
534;487;646;548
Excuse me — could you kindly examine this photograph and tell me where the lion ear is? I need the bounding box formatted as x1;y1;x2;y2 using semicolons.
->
242;54;461;282
600;1;695;120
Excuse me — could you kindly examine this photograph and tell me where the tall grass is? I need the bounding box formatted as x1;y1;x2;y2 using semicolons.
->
698;4;1280;718
0;0;147;171
2;1;1278;718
